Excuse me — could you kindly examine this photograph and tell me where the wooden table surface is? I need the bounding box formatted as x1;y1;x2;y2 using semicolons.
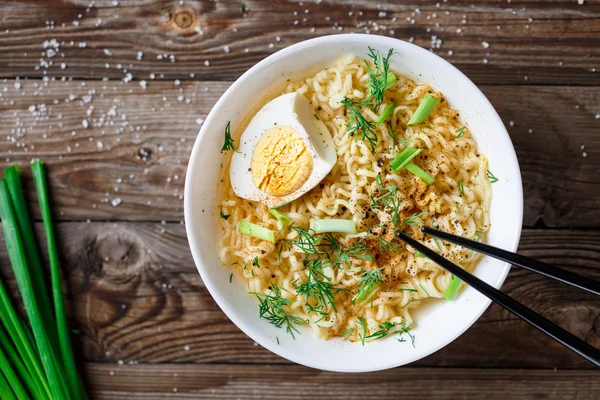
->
1;0;599;398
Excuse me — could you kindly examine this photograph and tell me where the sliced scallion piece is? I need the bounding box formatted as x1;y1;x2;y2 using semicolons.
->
352;283;380;306
443;275;462;300
310;218;356;234
376;102;396;125
269;208;292;227
238;219;276;243
385;71;397;90
390;147;422;171
407;94;439;126
405;163;435;185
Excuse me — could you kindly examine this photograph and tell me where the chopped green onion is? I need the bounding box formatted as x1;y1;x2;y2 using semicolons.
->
0;180;67;400
310;218;356;234
269;208;293;227
407;94;439;126
385;71;397;90
406;163;435;185
238;219;276;243
376;102;396;125
444;275;462;300
352;283;380;306
390;147;422;171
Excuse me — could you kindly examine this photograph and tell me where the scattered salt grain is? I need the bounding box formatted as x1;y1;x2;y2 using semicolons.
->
82;119;89;128
28;105;36;112
482;41;489;48
139;80;147;89
578;0;584;5
136;51;143;60
103;49;113;56
196;117;204;126
509;121;515;127
184;345;190;351
97;141;104;149
204;60;210;66
223;45;231;53
111;198;122;207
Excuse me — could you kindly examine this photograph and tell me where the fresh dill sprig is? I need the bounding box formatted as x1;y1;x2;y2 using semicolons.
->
295;269;339;315
366;321;403;340
357;317;368;346
289;226;321;254
363;47;396;110
221;121;237;152
398;325;416;347
229;273;233;283
487;170;499;184
371;175;404;228
456;126;466;139
402;210;427;228
370;175;399;210
219;208;230;220
336;244;373;269
340;98;378;151
459;181;465;197
250;286;307;338
252;256;260;268
352;267;384;306
378;237;403;253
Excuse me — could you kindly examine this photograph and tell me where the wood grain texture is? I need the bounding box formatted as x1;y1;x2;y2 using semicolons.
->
1;80;599;226
0;223;598;369
83;363;600;399
0;0;599;85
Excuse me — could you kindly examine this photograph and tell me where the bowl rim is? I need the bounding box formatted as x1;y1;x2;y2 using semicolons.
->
184;33;524;372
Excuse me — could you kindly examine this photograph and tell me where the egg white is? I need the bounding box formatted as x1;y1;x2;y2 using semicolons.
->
230;92;336;208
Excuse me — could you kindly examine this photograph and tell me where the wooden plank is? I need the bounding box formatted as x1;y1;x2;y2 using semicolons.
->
1;0;599;85
0;223;598;369
84;363;600;399
1;80;599;226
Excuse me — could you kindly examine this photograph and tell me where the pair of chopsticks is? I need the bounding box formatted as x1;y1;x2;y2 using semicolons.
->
396;227;600;367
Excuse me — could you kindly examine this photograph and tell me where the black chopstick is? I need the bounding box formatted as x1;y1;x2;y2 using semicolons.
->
421;227;600;296
395;232;600;367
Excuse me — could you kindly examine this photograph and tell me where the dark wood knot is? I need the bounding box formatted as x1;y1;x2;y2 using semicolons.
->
173;8;194;29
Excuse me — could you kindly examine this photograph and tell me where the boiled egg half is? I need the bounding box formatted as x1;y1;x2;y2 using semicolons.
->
230;92;336;208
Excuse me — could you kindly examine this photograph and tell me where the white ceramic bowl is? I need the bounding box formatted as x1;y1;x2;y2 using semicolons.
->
184;34;523;372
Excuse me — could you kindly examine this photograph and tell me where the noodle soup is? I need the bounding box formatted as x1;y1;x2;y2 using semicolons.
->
216;51;491;344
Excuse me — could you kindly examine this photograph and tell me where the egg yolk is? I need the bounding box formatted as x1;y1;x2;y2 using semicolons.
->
251;126;314;197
